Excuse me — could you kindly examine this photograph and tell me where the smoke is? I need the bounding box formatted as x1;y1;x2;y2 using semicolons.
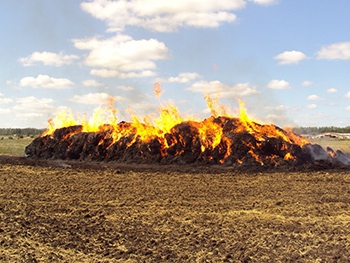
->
303;144;350;166
326;147;350;166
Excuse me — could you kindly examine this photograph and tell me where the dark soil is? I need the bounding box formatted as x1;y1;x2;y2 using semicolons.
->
1;156;350;262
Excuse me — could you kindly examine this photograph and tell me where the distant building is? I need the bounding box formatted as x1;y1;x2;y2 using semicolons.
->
314;133;350;139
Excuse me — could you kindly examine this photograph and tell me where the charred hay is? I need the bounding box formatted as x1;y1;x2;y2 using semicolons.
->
24;117;350;170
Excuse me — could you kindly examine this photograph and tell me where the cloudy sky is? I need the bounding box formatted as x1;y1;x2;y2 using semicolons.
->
2;0;350;128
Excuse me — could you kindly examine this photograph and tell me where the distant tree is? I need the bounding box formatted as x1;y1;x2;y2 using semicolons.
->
293;126;350;135
0;128;44;136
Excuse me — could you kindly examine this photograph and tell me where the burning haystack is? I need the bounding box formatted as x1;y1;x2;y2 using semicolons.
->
24;98;350;169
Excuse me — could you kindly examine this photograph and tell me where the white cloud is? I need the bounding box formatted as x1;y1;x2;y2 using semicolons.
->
73;34;169;78
0;108;11;114
13;96;55;113
317;42;350;60
186;80;260;97
80;0;244;32
327;88;337;93
344;91;350;98
0;93;13;104
127;101;157;111
19;51;79;67
295;113;327;126
20;74;74;89
68;92;125;105
264;105;289;111
264;114;287;126
346;106;350;111
16;113;44;118
6;80;16;88
266;79;291;90
274;50;308;65
90;69;156;78
116;85;135;91
306;104;317;109
167;72;202;83
307;94;323;101
301;80;313;87
250;0;278;5
82;79;104;87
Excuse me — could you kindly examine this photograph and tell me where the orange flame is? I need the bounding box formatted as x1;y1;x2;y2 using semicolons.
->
236;99;308;146
153;82;163;98
42;93;309;165
204;93;230;117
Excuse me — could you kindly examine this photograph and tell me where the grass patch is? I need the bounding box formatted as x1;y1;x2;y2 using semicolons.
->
0;136;35;156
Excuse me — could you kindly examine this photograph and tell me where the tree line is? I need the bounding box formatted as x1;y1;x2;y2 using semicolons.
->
292;126;350;135
0;128;45;137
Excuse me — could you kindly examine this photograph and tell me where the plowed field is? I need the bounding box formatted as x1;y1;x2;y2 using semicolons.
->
0;156;350;262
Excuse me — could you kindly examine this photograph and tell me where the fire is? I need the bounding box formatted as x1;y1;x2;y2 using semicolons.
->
284;152;295;161
204;93;230;117
40;91;309;165
237;99;256;134
326;147;337;158
43;109;78;136
153;82;163;98
236;99;308;146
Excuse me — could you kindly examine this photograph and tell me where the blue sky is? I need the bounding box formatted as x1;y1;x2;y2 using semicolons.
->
2;0;350;128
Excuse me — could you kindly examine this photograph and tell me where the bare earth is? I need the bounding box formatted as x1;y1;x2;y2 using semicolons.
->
0;156;349;262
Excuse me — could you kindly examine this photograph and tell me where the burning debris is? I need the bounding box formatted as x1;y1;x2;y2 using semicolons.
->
24;96;350;169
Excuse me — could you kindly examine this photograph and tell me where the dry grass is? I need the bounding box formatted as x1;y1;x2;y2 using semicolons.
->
0;136;33;156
